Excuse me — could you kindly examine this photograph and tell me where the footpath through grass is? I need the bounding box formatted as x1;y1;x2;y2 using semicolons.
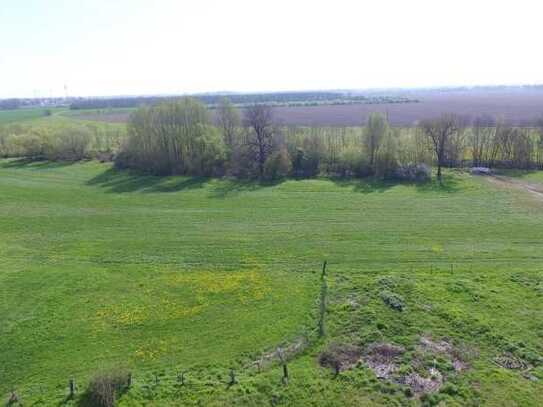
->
1;160;542;406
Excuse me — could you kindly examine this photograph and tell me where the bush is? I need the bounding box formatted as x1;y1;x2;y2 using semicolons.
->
337;147;371;177
291;147;321;177
380;290;405;311
14;132;48;159
393;163;431;182
46;126;92;161
86;369;130;407
263;147;292;180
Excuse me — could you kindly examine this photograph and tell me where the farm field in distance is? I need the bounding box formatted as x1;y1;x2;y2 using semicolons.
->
66;87;543;127
1;157;543;405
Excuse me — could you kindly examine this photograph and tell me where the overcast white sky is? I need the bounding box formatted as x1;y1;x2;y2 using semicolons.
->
1;0;542;98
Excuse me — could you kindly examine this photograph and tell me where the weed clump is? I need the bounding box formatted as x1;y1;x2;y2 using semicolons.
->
86;369;130;407
380;290;405;311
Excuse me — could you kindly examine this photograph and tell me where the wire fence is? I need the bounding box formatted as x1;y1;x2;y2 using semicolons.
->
4;260;542;404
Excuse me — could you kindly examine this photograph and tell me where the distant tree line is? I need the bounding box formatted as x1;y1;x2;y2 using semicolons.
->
0;99;22;110
69;92;415;110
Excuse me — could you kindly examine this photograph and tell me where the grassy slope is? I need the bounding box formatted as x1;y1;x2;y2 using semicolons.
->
504;170;543;185
1;162;542;406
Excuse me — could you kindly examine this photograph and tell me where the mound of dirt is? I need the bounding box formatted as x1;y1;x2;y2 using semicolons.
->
365;343;405;379
401;368;443;394
319;343;363;374
419;336;470;372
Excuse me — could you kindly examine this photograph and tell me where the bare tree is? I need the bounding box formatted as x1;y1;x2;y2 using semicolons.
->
472;115;496;167
244;104;275;177
420;114;461;183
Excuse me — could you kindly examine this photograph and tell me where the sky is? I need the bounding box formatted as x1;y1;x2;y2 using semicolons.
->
1;0;542;98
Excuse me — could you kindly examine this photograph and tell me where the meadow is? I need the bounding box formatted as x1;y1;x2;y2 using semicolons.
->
1;157;543;405
0;108;59;125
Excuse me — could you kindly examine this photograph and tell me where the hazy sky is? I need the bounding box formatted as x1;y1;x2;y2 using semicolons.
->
1;0;542;98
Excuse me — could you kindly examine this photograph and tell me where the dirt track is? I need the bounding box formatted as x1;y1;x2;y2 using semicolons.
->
485;175;543;201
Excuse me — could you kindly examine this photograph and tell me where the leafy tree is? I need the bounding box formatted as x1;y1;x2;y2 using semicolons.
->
264;147;292;180
117;97;225;175
216;97;240;149
364;113;389;171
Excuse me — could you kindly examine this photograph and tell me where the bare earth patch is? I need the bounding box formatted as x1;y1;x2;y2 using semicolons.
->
319;343;363;374
356;337;472;396
402;368;443;394
419;336;470;372
365;343;405;379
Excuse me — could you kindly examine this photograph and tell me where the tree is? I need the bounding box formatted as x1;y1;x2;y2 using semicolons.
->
117;97;225;175
216;97;240;149
420;114;461;183
374;128;399;179
364;113;389;171
244;104;275;177
471;115;496;167
264;147;292;180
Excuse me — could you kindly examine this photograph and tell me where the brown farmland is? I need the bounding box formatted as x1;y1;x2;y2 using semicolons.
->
72;88;543;127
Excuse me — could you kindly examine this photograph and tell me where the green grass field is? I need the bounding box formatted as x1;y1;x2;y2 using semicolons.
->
0;108;59;124
1;160;543;406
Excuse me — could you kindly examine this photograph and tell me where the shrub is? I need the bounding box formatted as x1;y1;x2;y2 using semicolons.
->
86;369;130;407
337;147;371;177
263;147;292;180
15;132;48;159
291;147;320;177
393;163;431;182
380;290;405;311
46;126;92;161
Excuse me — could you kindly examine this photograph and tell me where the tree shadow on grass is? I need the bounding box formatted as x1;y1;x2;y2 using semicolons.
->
0;158;77;170
330;177;395;194
331;174;462;194
86;167;209;193
414;175;462;193
209;178;284;198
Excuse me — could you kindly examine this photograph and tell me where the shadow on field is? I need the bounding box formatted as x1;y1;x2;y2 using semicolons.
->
86;167;208;193
86;167;462;195
0;158;77;170
331;174;462;194
331;178;395;194
414;174;462;193
210;178;283;198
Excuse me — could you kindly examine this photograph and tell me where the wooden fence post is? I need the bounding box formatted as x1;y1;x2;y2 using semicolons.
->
321;260;327;280
318;275;328;337
278;347;289;385
229;369;237;386
282;364;289;385
69;378;76;397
